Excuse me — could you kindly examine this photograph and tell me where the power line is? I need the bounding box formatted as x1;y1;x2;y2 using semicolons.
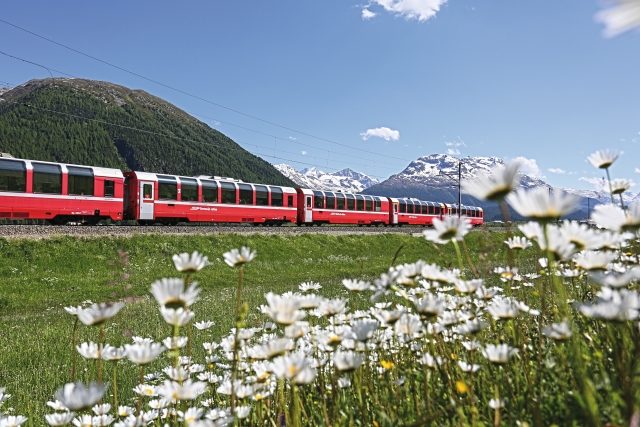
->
3;99;381;179
0;49;77;79
0;17;410;163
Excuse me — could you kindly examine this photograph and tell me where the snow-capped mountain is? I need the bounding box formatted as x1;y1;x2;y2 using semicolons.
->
363;153;618;220
274;164;379;193
373;154;547;191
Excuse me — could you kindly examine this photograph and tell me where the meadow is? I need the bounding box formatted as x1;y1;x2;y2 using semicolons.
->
0;231;520;425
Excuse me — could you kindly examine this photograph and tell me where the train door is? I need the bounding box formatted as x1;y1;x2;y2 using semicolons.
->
304;195;313;223
392;202;398;225
139;181;155;220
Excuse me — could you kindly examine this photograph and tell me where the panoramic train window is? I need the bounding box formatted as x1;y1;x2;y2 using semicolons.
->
346;194;355;210
314;191;324;209
0;159;26;192
239;184;253;205
374;198;381;212
180;178;198;202
255;185;268;206
287;195;294;206
32;162;62;194
336;194;345;210
325;193;336;209
67;166;94;196
356;195;365;211
422;204;428;215
157;175;178;200
221;182;236;204
399;200;406;213
104;180;115;198
202;181;218;203
365;197;373;211
270;187;283;206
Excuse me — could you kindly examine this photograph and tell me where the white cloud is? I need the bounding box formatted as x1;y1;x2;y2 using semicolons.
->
366;0;447;22
361;8;377;20
548;168;567;175
360;126;400;142
595;0;640;38
301;150;307;156
635;167;640;174
580;176;606;191
511;156;541;178
445;139;465;156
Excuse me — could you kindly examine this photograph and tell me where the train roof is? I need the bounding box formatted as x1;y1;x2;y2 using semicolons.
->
128;171;296;192
1;156;124;179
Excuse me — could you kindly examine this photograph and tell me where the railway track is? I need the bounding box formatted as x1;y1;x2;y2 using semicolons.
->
0;224;427;239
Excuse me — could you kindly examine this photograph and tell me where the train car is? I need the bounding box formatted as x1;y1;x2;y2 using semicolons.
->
444;203;484;226
0;156;124;224
125;171;297;225
296;189;390;226
394;197;445;226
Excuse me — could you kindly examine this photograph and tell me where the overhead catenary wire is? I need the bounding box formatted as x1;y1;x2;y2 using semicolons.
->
3;99;386;179
0;49;388;175
0;17;411;163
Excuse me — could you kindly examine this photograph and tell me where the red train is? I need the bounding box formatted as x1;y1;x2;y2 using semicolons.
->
0;156;483;227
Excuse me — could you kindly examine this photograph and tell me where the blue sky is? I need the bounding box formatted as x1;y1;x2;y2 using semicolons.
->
0;0;638;190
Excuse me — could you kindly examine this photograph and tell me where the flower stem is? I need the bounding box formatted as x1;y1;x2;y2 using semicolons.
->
605;167;615;204
452;239;465;273
70;317;79;382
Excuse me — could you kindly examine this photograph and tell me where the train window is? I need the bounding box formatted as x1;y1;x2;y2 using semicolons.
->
104;180;115;198
346;194;355;210
287;195;294;207
365;197;373;211
434;205;440;215
33;163;62;194
314;191;324;209
239;184;253;205
202;181;218;203
399;201;406;213
255;185;268;206
356;195;365;211
336;194;345;210
67;166;94;196
157;175;178;200
221;182;237;204
143;183;153;199
270;187;283;206
375;198;381;212
0;159;26;192
325;193;336;209
180;178;199;202
422;204;428;215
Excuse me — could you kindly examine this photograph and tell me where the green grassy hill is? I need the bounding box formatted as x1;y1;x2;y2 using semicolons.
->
0;78;294;186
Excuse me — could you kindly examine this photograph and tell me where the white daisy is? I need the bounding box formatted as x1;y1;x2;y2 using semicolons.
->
461;160;522;201
298;281;322;292
157;379;207;402
223;247;256;267
45;412;75;426
54;383;105;411
507;187;579;221
504;236;532;250
333;350;364;372
271;353;317;384
592;202;640;232
124;342;165;365
610;178;631;195
542;320;572;341
573;251;617;271
172;251;209;273
151;278;200;309
76;302;124;326
587;149;620;169
482;344;518;364
423;216;472;244
342;279;372;292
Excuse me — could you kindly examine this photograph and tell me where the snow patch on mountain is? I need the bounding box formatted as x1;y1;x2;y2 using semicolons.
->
274;164;379;193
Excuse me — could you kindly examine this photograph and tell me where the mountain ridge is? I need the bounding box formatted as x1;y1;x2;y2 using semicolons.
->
0;78;294;186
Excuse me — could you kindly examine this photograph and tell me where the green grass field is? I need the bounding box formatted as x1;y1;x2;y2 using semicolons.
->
0;231;518;423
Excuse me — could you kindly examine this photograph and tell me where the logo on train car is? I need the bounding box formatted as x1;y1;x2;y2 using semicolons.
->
190;207;218;212
330;213;346;216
